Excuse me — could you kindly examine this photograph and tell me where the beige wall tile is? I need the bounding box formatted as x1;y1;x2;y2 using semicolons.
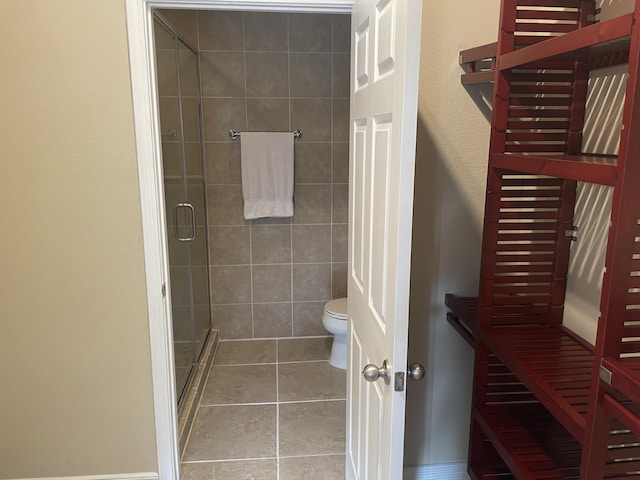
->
251;225;292;264
289;14;332;52
253;302;293;338
246;98;290;132
331;224;348;263
332;53;350;98
331;263;348;299
293;185;331;224
198;11;243;51
294;143;332;184
203;98;247;141
205;142;241;185
243;12;288;52
332;15;351;53
332;99;350;142
245;52;290;97
291;99;331;141
211;304;252;339
200;52;245;97
253;265;292;302
207;185;247;226
158;9;198;47
332;184;349;223
196;11;350;340
292;301;328;337
210;226;250;265
290;53;332;98
292;225;331;263
210;265;251;304
293;263;331;301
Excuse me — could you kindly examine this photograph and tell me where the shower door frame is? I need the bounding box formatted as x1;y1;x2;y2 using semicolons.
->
125;1;354;478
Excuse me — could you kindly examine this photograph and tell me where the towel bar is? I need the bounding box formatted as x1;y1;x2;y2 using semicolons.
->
229;129;302;140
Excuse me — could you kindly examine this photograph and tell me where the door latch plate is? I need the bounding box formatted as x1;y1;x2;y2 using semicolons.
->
395;372;405;392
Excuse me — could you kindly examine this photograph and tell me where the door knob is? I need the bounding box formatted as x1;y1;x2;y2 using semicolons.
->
362;359;391;385
408;362;425;381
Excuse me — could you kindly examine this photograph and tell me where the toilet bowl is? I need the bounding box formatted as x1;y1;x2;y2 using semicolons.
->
322;297;348;369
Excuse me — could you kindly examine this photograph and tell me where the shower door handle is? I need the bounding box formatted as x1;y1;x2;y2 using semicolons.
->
174;203;196;242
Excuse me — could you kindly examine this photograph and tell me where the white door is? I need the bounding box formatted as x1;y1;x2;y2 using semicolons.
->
347;0;422;479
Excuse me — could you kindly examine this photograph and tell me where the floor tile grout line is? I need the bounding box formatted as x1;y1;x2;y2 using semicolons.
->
276;338;281;480
181;451;346;465
198;398;347;408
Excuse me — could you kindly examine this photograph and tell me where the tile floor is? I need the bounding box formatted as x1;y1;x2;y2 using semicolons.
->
181;337;346;480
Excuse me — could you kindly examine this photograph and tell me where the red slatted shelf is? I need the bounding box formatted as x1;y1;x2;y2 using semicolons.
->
445;294;479;346
492;153;618;186
601;357;640;406
475;403;582;479
480;326;594;443
500;13;633;71
460;42;498;85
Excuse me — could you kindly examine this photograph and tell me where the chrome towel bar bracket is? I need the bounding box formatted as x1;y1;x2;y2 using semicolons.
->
229;129;302;140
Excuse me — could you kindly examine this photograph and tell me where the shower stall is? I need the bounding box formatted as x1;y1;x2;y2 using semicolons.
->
154;14;211;409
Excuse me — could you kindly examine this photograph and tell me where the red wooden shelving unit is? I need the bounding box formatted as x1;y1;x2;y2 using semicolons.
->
451;1;640;478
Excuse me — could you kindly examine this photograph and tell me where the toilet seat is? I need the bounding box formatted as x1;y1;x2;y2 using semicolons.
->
324;298;347;319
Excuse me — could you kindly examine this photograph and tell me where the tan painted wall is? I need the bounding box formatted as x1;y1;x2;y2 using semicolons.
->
404;1;500;466
0;1;157;477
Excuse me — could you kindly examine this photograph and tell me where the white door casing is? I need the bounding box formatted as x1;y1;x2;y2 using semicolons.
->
347;1;422;479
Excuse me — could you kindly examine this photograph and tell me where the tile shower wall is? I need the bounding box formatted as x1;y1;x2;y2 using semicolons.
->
160;10;351;339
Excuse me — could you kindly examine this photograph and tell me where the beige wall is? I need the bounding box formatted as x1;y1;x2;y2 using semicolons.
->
0;1;157;477
404;1;500;466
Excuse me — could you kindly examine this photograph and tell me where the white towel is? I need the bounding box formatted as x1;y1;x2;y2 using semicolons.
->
240;132;295;220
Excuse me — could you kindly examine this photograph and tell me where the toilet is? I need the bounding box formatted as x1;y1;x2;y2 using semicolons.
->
322;297;348;369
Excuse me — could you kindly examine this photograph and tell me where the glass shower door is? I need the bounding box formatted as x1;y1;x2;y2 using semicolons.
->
155;17;211;407
177;41;211;363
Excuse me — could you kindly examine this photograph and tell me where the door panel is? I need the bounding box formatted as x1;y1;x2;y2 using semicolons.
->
347;1;422;479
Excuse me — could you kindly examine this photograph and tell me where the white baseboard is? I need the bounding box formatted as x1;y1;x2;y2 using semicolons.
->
404;462;469;480
10;473;158;480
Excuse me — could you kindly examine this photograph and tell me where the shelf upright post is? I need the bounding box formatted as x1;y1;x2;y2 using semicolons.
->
583;0;640;477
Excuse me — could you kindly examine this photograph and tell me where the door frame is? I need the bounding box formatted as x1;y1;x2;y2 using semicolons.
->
124;1;354;478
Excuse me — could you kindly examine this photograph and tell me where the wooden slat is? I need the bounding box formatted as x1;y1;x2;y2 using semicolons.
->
501;14;633;70
460;42;498;64
491;153;618;185
480;326;593;443
462;71;496;85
